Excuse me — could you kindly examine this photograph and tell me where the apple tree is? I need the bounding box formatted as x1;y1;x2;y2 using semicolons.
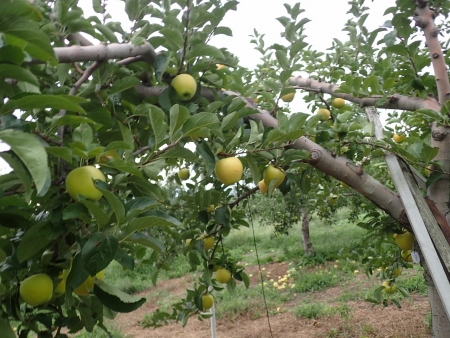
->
1;0;450;337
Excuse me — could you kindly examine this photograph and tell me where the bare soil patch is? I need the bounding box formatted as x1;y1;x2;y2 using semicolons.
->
112;263;430;338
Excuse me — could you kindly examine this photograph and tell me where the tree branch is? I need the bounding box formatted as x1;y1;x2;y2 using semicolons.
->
414;1;450;104
414;1;450;224
288;76;441;111
31;42;156;66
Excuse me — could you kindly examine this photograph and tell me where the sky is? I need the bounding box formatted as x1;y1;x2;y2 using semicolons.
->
0;0;396;174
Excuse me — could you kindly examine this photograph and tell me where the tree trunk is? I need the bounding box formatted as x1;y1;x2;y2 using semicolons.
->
422;258;450;337
301;207;314;255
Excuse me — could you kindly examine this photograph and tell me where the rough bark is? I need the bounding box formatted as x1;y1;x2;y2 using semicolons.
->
415;1;450;335
301;207;314;255
288;76;441;112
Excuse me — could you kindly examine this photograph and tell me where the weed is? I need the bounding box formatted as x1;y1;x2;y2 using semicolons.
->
294;302;335;319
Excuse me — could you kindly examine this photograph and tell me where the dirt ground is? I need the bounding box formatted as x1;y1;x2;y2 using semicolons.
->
112;263;431;338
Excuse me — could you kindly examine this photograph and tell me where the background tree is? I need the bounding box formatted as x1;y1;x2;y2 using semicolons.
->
0;0;450;337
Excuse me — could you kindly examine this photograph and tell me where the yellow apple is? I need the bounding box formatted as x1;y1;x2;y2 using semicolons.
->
214;157;243;185
263;164;285;188
316;108;331;121
425;166;431;177
393;134;405;143
258;180;269;194
202;294;214;310
203;236;214;251
281;92;295;102
382;280;397;294
332;98;345;108
401;250;413;262
178;168;190;181
393;232;415;250
171;74;197;101
66;166;106;202
216;64;226;70
215;268;232;283
20;273;53;307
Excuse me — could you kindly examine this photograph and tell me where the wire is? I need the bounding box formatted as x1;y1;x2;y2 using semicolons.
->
247;200;274;338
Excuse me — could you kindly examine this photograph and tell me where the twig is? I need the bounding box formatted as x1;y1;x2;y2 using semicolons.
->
177;0;191;75
57;61;102;139
229;186;259;209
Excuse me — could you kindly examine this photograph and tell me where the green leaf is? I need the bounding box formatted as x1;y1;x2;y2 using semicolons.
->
78;306;95;333
0;64;38;85
123;232;165;252
66;254;90;291
104;141;131;152
0;16;55;62
275;50;290;70
0;130;50;196
62;203;89;220
125;197;158;219
0;94;86;115
196;141;216;177
17;223;59;263
426;171;445;189
128;176;162;200
109;76;141;96
159;146;196;161
82;232;119;276
246;155;261;183
185;45;225;61
114;248;135;270
124;211;181;234
214;26;232;36
0;152;32;200
99;159;143;178
220;111;239;131
169;104;189;142
79;199;111;229
96;186;126;225
0;318;16;338
141;159;166;180
420;145;439;163
94;280;146;313
149;105;168;151
182;112;220;137
45;146;72;162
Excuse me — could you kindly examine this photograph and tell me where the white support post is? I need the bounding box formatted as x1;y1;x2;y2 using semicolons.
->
210;303;217;338
208;285;217;338
365;107;450;321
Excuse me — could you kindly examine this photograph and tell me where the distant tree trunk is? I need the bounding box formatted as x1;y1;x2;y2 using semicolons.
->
301;207;314;255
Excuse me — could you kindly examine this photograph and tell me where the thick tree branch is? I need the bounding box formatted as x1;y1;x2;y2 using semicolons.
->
414;1;450;224
245;103;409;226
289;76;441;111
414;2;450;104
32;42;156;65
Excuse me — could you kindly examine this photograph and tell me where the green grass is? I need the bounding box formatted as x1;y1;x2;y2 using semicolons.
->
223;208;366;265
73;325;128;338
294;302;353;320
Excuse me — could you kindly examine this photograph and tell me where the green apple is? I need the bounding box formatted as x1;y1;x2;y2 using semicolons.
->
332;98;345;108
263;164;285;188
171;74;197;101
66;166;106;201
178;168;190;181
317;108;331;121
281;92;295;102
214;157;243;185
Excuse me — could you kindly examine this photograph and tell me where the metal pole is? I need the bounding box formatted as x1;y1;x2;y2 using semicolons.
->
210;302;217;338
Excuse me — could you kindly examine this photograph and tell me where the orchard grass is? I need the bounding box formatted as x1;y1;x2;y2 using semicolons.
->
102;206;426;329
